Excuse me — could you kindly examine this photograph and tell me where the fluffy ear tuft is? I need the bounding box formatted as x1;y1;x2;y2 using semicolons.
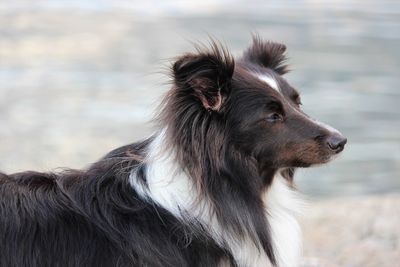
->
173;42;234;111
242;35;289;74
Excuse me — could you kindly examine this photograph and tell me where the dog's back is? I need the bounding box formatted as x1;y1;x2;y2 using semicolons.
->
0;159;128;266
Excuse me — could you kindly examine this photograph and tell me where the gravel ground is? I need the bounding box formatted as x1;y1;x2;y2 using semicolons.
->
300;194;400;267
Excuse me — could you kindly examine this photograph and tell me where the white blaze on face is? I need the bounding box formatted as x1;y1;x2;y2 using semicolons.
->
257;74;280;92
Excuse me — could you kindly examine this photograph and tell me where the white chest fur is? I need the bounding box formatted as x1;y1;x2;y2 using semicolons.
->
263;175;304;267
129;132;303;267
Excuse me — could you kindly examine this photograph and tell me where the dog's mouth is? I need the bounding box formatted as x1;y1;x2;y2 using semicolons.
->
279;138;347;168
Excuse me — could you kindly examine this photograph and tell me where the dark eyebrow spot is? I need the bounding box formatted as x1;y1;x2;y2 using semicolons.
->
266;99;284;113
290;91;302;105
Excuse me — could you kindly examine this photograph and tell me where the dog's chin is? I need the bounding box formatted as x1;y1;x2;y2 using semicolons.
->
288;152;341;168
304;153;343;167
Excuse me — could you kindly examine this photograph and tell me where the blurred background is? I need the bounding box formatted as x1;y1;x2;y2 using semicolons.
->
0;1;399;266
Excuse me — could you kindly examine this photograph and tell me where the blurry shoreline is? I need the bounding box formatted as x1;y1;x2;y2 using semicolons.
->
1;1;399;197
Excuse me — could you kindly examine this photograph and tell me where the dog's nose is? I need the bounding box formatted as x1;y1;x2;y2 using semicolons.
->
326;134;347;153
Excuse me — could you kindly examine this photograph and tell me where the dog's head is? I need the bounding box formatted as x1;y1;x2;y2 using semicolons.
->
168;37;346;172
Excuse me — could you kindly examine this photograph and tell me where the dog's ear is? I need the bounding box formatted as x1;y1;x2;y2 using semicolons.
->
242;35;289;75
173;43;234;112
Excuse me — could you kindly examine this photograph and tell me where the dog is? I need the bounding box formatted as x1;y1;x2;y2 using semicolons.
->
0;36;346;267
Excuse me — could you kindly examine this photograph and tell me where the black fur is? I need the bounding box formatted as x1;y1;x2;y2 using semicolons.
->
0;141;229;267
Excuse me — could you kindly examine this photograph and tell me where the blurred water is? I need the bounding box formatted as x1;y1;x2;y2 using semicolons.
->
0;0;399;197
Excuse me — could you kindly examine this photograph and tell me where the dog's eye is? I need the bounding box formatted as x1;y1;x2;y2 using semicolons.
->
266;113;284;123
